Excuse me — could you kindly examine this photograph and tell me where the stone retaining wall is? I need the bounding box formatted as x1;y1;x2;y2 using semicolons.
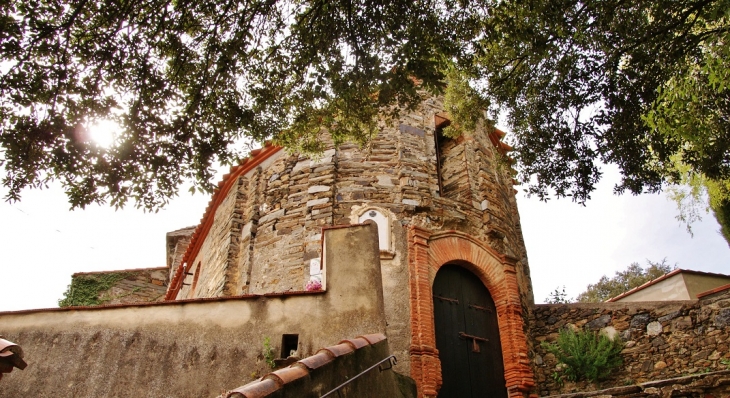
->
531;289;730;396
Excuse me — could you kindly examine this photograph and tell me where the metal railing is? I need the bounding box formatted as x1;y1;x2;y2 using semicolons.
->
320;355;398;398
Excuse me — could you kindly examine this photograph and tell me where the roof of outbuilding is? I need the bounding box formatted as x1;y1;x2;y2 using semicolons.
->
607;268;730;302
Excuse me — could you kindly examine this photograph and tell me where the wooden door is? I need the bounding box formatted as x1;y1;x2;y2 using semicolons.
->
433;264;507;398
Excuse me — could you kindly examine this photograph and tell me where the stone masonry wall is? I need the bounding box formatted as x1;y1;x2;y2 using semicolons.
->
72;267;169;305
183;176;242;298
531;289;730;396
166;227;195;283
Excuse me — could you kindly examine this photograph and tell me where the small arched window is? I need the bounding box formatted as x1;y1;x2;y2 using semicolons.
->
358;209;390;252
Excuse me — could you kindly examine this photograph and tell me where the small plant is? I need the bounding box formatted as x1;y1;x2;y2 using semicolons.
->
262;337;276;369
542;328;624;382
551;371;564;388
305;279;322;291
720;358;730;368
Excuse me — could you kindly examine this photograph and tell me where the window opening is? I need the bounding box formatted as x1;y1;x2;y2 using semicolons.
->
434;121;451;194
358;210;390;251
281;334;299;358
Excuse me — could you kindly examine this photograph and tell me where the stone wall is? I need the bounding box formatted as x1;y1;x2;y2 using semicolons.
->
531;289;730;396
0;224;387;398
70;267;169;305
166;227;195;282
544;370;730;398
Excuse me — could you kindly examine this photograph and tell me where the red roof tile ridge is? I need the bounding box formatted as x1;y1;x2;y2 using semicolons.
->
357;333;387;345
697;282;730;299
165;143;282;300
264;366;308;386
226;378;279;398
317;343;355;358
222;333;387;398
338;337;370;350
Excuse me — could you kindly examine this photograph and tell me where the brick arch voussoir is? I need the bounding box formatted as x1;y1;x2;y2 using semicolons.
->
427;233;507;300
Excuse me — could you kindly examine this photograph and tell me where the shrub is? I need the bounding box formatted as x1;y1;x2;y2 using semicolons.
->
542;328;624;382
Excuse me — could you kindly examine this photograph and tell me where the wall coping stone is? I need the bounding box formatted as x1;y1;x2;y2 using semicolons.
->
542;370;730;398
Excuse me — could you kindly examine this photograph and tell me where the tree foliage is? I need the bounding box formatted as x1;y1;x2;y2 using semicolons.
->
668;175;730;245
576;259;675;303
475;0;730;203
2;0;728;209
545;285;572;304
1;0;459;208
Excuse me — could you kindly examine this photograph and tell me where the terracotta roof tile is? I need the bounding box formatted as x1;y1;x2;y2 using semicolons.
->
0;337;27;371
222;334;387;396
697;283;730;299
338;337;370;350
318;343;354;358
226;378;280;398
357;333;386;345
296;351;334;371
264;366;308;385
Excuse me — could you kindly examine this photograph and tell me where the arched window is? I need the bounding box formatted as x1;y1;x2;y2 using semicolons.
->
358;209;390;252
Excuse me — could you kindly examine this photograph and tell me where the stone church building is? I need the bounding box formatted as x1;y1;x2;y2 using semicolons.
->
1;95;729;398
162;95;537;396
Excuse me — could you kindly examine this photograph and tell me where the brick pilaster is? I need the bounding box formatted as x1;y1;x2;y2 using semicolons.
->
408;226;442;398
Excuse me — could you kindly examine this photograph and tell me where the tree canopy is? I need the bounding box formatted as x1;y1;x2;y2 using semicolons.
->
575;259;675;303
1;0;728;209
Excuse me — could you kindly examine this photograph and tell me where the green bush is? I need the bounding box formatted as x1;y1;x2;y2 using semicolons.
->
542;328;624;382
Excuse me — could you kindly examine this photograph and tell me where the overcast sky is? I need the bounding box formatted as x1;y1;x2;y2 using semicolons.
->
0;163;727;312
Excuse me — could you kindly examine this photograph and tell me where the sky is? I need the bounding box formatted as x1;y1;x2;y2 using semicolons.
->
0;164;728;312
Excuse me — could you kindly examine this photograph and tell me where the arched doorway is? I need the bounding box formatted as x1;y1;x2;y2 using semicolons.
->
432;264;507;398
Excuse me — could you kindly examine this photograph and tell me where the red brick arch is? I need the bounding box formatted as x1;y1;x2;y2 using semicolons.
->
408;226;536;398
